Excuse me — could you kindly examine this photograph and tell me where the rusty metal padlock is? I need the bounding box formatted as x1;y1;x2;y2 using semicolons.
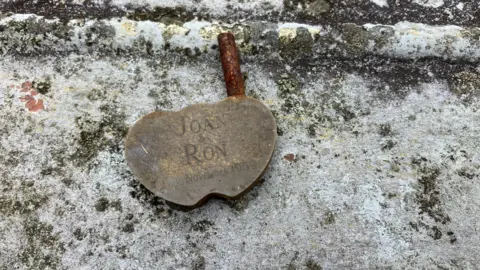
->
125;33;277;207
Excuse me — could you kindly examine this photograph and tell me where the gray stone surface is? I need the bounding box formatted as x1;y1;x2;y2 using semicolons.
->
1;1;480;269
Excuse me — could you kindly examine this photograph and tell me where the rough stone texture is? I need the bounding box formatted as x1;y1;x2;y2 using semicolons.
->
2;15;480;62
1;0;479;25
1;1;480;270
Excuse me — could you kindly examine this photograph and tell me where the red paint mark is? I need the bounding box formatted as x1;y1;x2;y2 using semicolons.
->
284;153;295;162
25;98;37;109
20;96;32;102
17;81;45;112
21;81;33;92
28;99;44;112
21;95;44;112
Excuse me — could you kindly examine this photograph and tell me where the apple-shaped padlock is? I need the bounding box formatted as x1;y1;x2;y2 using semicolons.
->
125;33;277;207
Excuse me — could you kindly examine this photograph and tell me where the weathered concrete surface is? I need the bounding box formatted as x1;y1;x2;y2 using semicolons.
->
2;15;480;62
0;0;479;25
1;1;480;270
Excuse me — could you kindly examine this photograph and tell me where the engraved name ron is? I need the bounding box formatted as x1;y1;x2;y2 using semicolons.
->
170;115;228;165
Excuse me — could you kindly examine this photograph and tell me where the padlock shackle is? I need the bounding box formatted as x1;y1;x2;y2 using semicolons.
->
218;33;246;97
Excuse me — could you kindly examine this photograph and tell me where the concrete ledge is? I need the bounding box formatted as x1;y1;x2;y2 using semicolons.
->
1;0;478;26
1;15;480;62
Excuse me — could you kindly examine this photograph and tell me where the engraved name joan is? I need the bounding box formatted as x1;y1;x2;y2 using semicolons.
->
171;114;227;136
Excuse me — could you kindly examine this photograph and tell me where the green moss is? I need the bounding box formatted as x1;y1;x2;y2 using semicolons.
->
191;219;214;232
279;27;314;59
0;182;48;216
331;100;356;122
275;74;368;136
148;79;179;110
409;221;447;241
73;228;85;241
368;26;395;50
20;217;65;270
71;103;128;164
414;163;451;224
95;197;110;212
132;36;156;55
456;167;476;179
381;139;396;151
6;17;71;38
307;123;317;136
341;24;369;56
323;77;365;123
221;196;248;212
127;6;196;25
87;88;106;101
122;222;135;233
430;225;442;240
307;0;331;15
33;78;52;95
284;0;330;15
447;231;457;243
84;21;116;47
387;193;397;198
1;17;72;55
277;74;299;98
277;74;308;117
110;200;123;212
460;28;480;46
284;0;305;11
378;123;392;137
193;256;206;270
0;196;48;216
73;127;103;162
305;259;323;270
322;210;336;225
448;71;480;100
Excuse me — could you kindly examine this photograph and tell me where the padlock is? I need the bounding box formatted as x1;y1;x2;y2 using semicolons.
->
125;33;277;207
